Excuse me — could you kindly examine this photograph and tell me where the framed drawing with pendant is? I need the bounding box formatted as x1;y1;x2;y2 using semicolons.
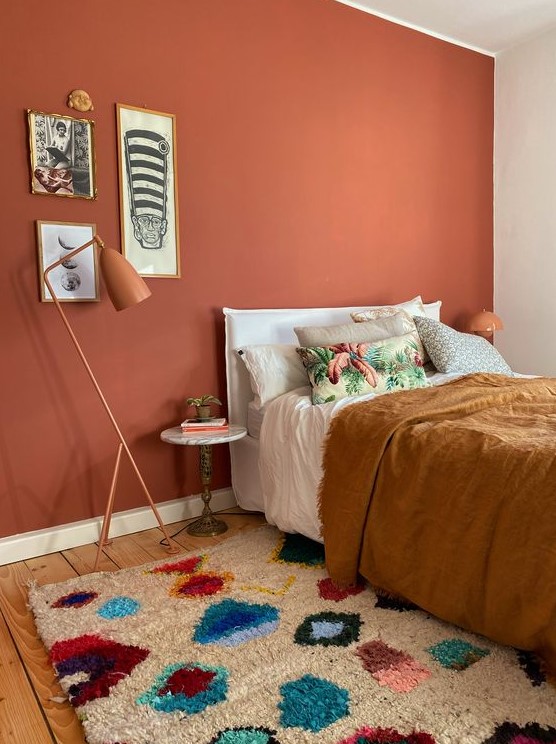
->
36;221;99;302
116;104;180;278
27;110;97;199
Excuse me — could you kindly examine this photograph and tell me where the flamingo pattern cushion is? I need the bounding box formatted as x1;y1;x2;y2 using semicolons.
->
297;333;429;405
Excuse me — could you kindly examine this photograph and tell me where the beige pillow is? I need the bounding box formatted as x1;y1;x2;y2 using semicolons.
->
295;313;410;347
351;306;429;364
350;295;427;323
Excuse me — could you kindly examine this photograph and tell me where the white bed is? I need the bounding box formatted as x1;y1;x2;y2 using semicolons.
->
223;301;443;537
224;309;556;673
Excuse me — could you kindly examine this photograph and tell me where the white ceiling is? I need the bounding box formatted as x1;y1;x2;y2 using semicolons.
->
336;0;556;54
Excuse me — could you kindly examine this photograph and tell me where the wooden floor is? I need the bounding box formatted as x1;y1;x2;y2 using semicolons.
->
0;509;267;744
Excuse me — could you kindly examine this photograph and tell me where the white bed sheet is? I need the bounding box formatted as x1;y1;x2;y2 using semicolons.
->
246;401;267;439
258;371;464;542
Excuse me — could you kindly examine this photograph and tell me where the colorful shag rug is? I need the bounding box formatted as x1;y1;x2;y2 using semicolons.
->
29;526;556;744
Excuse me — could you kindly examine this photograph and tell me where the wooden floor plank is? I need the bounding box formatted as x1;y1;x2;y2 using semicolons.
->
128;528;186;562
0;607;54;744
172;530;221;552
0;562;85;743
138;514;266;555
173;511;267;552
24;553;79;587
61;543;119;576
213;511;267;539
100;533;165;569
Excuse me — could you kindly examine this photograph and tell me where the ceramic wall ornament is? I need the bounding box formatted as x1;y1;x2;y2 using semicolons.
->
67;89;94;112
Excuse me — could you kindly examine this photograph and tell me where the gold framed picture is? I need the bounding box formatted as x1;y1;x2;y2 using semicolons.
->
36;221;100;302
27;110;97;199
116;103;180;277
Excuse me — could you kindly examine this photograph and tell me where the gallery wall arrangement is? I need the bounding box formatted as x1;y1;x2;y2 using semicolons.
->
30;101;180;300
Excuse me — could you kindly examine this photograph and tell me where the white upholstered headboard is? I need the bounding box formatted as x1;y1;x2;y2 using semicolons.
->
223;302;441;428
224;306;366;427
222;302;441;510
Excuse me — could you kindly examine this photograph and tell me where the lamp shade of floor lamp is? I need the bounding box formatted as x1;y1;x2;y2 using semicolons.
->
468;309;504;338
43;235;180;571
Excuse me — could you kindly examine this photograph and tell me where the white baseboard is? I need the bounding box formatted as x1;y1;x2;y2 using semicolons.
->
0;488;236;566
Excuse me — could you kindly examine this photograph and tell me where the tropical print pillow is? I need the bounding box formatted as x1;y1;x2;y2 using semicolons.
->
351;308;429;364
296;332;430;405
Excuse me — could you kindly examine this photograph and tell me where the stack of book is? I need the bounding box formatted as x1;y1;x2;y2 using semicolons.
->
180;417;229;433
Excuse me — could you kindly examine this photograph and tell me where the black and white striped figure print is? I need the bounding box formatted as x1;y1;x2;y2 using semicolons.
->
124;129;169;249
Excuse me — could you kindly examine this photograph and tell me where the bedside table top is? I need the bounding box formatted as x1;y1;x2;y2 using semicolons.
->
160;425;247;446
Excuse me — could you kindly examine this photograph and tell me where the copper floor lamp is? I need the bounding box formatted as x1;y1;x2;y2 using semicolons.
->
43;235;180;571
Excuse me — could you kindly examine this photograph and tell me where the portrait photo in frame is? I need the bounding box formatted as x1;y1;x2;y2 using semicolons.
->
116;104;180;278
27;110;97;199
36;221;99;302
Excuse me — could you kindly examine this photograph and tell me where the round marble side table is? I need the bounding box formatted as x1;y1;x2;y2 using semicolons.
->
160;425;247;536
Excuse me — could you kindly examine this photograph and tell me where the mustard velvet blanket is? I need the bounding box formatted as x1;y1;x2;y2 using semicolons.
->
319;373;556;671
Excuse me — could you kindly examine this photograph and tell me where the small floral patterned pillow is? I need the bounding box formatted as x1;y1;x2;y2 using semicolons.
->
296;333;430;405
413;317;513;375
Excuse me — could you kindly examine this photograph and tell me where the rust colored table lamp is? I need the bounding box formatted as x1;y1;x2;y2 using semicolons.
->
468;309;504;339
43;235;180;571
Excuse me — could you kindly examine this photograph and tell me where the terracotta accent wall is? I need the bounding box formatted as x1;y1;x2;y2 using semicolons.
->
0;0;494;539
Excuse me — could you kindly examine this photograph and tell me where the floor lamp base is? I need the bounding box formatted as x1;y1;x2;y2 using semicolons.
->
93;442;180;572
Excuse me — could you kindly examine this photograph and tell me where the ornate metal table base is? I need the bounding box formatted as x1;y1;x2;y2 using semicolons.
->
160;424;247;539
186;444;228;536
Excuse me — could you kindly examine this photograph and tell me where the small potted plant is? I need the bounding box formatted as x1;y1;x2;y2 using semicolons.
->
186;394;222;420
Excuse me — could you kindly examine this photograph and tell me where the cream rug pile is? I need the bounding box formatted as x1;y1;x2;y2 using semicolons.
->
29;526;556;744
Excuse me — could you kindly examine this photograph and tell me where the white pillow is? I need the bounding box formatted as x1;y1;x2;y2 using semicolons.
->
237;344;308;407
351;295;442;323
424;300;442;321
